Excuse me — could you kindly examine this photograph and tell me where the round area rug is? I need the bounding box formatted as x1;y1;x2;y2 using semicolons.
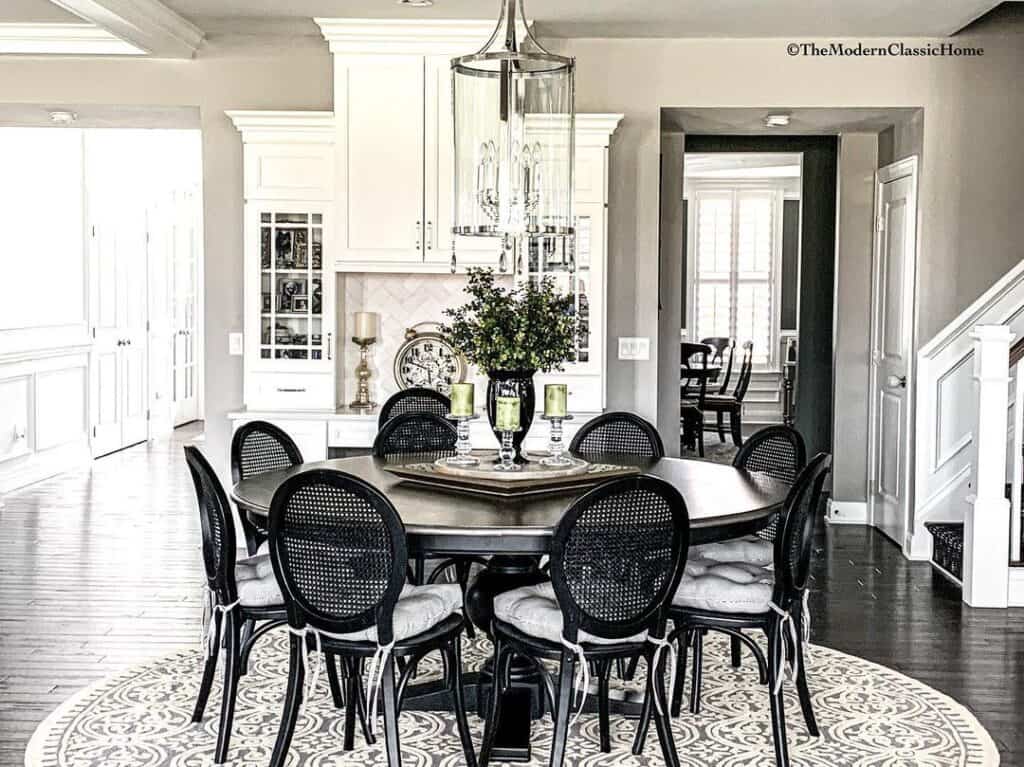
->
26;631;997;767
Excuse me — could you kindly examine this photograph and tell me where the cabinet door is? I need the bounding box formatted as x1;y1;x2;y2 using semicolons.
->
424;55;502;268
337;55;425;264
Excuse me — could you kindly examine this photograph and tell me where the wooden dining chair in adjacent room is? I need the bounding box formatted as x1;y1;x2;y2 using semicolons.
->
702;340;753;446
634;453;832;767
377;387;452;430
373;411;485;635
266;468;477;767
480;475;690;767
700;336;736;394
680;342;711;457
231;420;303;555
183;446;295;766
569;411;666;459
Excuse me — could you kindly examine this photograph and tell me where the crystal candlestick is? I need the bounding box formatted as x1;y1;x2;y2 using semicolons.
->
445;413;479;466
540;414;574;467
495;430;521;472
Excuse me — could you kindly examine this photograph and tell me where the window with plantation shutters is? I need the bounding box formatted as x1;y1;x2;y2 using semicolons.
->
688;185;783;368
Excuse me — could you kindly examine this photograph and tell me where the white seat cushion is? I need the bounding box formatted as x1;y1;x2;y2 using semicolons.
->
236;570;284;608
692;535;774;567
493;582;647;646
236;552;273;582
672;561;774;614
334;583;463;643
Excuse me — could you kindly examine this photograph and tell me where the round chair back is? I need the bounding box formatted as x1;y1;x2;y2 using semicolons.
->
773;453;832;605
732;425;807;485
550;475;689;642
268;469;408;641
569;411;665;459
231;420;303;484
378;387;452;429
184;445;239;603
373;411;458;459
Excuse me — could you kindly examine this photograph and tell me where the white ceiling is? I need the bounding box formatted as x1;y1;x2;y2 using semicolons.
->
685;153;802;179
663;107;923;135
155;0;1005;38
0;0;81;23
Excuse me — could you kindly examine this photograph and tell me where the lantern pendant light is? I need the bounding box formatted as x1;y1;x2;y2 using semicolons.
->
450;0;575;274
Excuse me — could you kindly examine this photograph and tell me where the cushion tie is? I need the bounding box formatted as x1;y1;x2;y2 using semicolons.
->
767;591;811;695
559;636;590;729
646;635;678;716
286;626;325;706
365;639;397;737
203;589;240;659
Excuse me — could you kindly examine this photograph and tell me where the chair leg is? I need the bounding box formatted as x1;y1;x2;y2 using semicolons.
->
192;610;221;723
730;635;742;668
670;629;690;718
455;560;476;639
479;640;508;767
269;632;305;767
381;655;403;767
623;654;640;682
766;623;791;767
448;638;479;767
238;619;255;675
597;659;612;753
793;610;819;736
716;412;726;443
697;418;705;457
688;629;704;715
729;408;743;447
326;651;345;709
548;650;576;767
649;646;681;767
343;656;358;751
214;611;242;766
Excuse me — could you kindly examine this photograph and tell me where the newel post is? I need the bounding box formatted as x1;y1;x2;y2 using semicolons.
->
963;324;1014;607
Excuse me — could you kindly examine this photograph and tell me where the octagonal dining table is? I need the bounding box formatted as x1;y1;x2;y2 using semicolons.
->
232;453;790;763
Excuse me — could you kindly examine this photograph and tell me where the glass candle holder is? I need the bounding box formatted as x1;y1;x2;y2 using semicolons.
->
540;413;574;467
445;413;479;466
495;430;522;472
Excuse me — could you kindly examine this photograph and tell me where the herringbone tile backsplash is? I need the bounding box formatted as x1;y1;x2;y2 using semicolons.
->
339;273;495;404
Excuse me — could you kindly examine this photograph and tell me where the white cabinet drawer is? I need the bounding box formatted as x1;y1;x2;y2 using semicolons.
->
0;375;31;462
246;372;335;410
244;143;334;201
232;417;327;462
328;418;378;449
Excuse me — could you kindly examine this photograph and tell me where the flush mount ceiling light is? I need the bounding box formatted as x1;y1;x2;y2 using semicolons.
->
397;0;434;6
49;110;78;125
764;113;791;128
450;0;576;274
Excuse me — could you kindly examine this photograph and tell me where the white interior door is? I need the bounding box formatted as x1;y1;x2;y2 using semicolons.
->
89;217;125;457
868;157;919;547
172;190;200;425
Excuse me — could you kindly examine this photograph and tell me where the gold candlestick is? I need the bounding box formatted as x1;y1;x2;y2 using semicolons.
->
349;336;377;410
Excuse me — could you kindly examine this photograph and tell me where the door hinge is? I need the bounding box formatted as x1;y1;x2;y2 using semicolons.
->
92;426;96;437
91;225;96;237
146;320;150;332
146;409;151;421
876;214;886;233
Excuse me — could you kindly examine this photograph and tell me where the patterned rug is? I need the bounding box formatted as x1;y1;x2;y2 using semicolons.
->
26;630;997;767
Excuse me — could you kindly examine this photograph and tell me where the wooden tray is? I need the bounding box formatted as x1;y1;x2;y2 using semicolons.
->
382;456;641;499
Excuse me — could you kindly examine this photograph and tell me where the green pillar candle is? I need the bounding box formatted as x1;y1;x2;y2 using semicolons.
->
544;384;568;417
495;396;521;431
449;382;474;417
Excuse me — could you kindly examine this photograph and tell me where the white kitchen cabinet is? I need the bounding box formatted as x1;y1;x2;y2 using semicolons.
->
229;111;339;410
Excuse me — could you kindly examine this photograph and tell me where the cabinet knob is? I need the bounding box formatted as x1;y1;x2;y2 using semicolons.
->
414;221;421;250
425;221;433;250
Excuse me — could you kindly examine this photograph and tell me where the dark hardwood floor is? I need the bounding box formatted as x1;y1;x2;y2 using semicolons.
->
2;425;1022;764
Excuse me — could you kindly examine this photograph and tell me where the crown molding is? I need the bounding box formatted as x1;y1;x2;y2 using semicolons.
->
49;0;204;58
226;110;336;143
315;18;501;55
0;23;143;55
576;114;624;147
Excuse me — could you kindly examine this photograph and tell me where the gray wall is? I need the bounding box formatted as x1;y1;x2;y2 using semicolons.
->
658;131;686;455
833;133;880;502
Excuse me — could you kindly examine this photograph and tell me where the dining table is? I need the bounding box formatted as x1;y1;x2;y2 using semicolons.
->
232;453;789;762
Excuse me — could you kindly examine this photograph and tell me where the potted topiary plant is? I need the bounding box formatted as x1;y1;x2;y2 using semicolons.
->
442;267;581;459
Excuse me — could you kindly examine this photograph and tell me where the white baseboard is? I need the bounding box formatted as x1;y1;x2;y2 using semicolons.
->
0;441;90;494
1007;568;1024;607
826;500;868;525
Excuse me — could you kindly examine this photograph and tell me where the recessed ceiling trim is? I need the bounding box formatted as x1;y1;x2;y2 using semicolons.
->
48;0;204;58
0;22;143;54
316;18;507;55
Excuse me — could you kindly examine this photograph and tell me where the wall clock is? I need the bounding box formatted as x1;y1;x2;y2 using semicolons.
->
393;322;467;395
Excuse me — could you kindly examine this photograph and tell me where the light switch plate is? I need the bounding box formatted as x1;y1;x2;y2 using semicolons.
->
618;337;650;361
229;332;244;356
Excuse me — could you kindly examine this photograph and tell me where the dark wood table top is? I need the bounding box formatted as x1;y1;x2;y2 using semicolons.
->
232;455;789;553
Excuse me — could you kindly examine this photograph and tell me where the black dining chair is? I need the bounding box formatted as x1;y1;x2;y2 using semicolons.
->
184;445;291;766
635;453;832;767
702;341;753;446
481;475;690;767
378;387;452;430
231;420;303;555
700;336;736;394
569;411;665;459
373;412;485;636
266;469;477;767
680;342;711;457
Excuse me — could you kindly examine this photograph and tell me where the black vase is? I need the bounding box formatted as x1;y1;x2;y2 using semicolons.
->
486;369;536;461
